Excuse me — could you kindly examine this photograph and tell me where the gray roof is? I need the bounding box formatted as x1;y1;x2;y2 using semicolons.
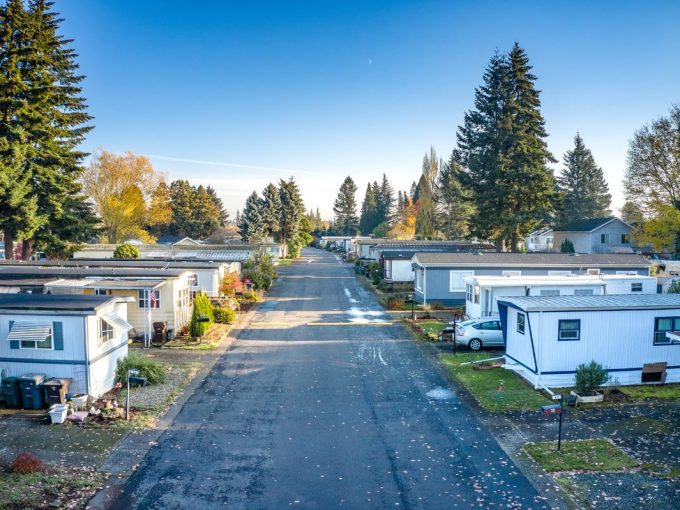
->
0;278;56;287
375;241;495;251
499;294;680;312
412;252;651;267
0;259;229;269
0;294;116;312
0;266;186;279
46;278;166;290
554;217;629;232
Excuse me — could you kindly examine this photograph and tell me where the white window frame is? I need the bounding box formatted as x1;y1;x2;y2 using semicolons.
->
502;270;522;277
449;270;474;292
98;318;114;346
465;284;473;303
517;313;525;334
600;233;610;244
18;323;54;350
586;268;600;275
631;282;643;292
415;269;424;291
138;289;161;309
188;273;199;288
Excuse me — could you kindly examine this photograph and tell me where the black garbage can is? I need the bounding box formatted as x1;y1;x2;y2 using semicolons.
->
43;378;73;406
18;373;46;409
2;376;22;407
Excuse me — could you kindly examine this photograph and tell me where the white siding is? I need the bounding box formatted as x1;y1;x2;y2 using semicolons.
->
504;307;535;372
0;313;86;361
391;260;415;282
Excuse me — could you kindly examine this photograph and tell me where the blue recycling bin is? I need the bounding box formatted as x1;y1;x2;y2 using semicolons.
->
18;373;46;409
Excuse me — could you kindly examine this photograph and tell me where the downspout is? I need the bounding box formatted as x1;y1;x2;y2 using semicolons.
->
423;267;427;306
537;310;543;388
83;316;91;396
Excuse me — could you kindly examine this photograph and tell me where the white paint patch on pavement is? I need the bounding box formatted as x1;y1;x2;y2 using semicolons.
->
347;307;387;323
426;387;456;400
377;348;387;366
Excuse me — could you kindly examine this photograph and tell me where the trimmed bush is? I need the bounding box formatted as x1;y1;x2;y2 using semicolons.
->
560;239;575;253
213;306;237;324
116;352;167;385
190;292;214;337
113;243;140;259
386;297;405;310
11;452;44;474
575;361;609;396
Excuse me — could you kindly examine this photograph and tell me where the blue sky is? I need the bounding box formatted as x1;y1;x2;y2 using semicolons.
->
59;0;680;219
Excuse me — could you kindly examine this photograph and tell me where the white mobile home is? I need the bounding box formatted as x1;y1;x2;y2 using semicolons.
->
0;294;132;397
464;274;657;319
497;294;680;388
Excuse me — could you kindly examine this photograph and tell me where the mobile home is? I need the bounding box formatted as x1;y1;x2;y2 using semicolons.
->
497;294;680;388
0;294;131;397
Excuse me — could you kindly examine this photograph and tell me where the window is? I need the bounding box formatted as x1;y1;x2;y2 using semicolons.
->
13;323;53;350
653;317;680;345
415;269;423;290
99;319;114;346
549;271;572;276
466;284;473;303
540;289;560;297
94;288;110;295
449;270;474;292
558;319;580;341
138;289;161;308
517;313;525;334
479;321;500;330
600;233;610;244
574;289;594;296
502;270;522;277
621;234;630;244
187;273;199;287
177;288;191;308
631;283;643;292
586;268;600;275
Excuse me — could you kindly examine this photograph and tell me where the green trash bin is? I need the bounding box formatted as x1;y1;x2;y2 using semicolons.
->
2;376;22;407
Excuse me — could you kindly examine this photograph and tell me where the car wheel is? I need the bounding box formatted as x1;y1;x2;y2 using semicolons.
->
468;338;482;351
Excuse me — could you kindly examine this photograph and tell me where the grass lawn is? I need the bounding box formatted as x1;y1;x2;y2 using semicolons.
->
440;352;550;412
616;383;680;401
0;467;104;510
417;320;447;337
525;439;638;472
277;258;293;266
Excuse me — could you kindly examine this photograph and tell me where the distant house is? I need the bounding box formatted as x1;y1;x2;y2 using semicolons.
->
524;228;553;252
72;242;280;262
0;294;132;397
464;274;658;319
498;294;680;388
552;217;634;254
411;252;652;306
369;240;495;262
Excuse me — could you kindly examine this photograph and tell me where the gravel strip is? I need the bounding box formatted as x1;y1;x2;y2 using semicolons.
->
127;367;192;410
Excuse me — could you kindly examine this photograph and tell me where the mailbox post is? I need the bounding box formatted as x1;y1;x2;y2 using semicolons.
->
405;294;415;321
126;368;140;421
540;394;564;451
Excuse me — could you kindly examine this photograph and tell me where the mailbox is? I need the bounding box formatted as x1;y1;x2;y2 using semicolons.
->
540;404;562;416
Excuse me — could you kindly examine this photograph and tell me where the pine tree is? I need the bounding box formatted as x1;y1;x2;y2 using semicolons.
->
414;174;437;239
19;0;94;258
193;185;221;238
437;158;474;239
359;183;378;235
239;191;265;242
556;134;611;225
206;186;228;226
261;182;282;240
333;176;359;235
376;173;394;226
169;180;195;237
278;177;304;253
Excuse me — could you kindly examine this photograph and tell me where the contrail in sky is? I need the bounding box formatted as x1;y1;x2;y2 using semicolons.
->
145;154;322;176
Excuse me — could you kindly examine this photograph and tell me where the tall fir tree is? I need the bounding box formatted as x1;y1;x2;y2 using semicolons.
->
556;133;611;225
261;182;282;240
205;185;228;226
414;174;437;239
333;176;359;235
376;173;394;226
359;183;378;235
239;191;265;242
437;158;474;239
278;177;304;253
169;180;195;237
193;185;221;238
20;0;94;258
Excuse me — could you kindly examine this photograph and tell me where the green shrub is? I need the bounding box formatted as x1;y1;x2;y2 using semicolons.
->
560;239;575;253
190;292;214;337
116;352;167;385
213;306;237;324
113;243;140;259
242;253;277;291
241;290;261;302
575;361;609;395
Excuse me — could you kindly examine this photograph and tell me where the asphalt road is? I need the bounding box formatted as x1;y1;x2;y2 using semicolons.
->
112;247;550;509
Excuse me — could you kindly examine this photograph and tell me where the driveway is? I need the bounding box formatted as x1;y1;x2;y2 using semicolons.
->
110;247;551;509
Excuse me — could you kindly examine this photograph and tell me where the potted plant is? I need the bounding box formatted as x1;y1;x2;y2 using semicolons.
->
571;361;609;404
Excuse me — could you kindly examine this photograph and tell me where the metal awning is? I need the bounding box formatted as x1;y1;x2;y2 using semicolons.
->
102;312;134;332
7;321;52;342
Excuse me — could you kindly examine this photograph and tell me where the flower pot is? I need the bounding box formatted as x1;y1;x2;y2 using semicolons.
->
48;404;69;424
570;390;604;404
69;395;88;409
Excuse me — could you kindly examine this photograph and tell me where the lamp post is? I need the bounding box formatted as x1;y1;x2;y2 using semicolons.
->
126;368;139;421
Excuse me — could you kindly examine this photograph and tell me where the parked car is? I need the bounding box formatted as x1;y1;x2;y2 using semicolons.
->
438;318;504;351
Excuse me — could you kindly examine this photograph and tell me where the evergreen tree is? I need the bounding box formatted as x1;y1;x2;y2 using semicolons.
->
556;133;611;225
359;183;378;235
20;0;94;258
261;182;281;240
376;173;394;225
278;177;304;253
193;185;221;238
169;180;195;237
206;185;228;226
239;191;265;242
414;174;437;239
437;158;474;239
409;181;417;201
333;176;359;235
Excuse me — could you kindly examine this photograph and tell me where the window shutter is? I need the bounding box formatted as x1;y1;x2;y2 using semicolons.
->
8;320;18;349
53;322;64;351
